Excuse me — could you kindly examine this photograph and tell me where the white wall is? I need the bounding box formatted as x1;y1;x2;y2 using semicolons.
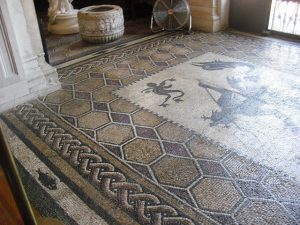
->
0;0;60;112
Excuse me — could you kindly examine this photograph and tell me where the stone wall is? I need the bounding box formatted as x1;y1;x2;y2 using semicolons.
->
190;0;230;32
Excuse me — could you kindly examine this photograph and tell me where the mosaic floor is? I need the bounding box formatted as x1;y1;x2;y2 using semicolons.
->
45;18;157;66
1;31;300;225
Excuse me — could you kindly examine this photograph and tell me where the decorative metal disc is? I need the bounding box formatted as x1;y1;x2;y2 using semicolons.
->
153;0;190;30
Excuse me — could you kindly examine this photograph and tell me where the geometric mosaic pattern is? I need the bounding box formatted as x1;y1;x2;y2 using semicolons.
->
3;32;300;224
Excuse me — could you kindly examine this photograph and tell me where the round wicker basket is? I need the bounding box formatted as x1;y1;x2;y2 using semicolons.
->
78;5;124;44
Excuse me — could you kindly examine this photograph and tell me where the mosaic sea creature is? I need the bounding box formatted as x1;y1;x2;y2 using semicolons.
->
142;78;184;107
192;60;255;72
37;169;57;190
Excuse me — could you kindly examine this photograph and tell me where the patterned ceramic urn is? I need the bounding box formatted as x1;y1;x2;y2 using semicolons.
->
78;5;124;43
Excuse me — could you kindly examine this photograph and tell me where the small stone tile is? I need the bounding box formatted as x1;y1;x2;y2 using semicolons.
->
131;70;146;76
138;55;150;60
110;99;137;113
60;99;91;116
75;92;90;100
208;214;236;225
80;129;95;139
136;127;158;139
93;86;116;103
157;122;192;143
102;144;122;158
45;90;73;104
89;72;103;79
236;180;273;199
123;139;162;164
263;174;300;202
93;102;108;111
283;203;300;221
223;153;267;181
154;61;168;67
96;124;134;145
150;53;174;62
165;186;196;207
163;142;189;157
128;163;153;180
121;75;142;86
111;113;131;124
152;155;200;188
191;178;242;212
60;73;89;84
174;54;187;59
106;79;121;86
61;84;73;90
61;116;76;126
186;136;227;160
74;79;104;92
132;110;162;127
46;103;59;113
235;200;297;225
105;68;131;79
198;160;229;177
78;111;110;129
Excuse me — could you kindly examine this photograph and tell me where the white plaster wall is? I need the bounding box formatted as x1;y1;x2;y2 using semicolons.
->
0;0;60;112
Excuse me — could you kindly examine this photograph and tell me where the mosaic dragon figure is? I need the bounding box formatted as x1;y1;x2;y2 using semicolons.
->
142;78;185;107
191;60;255;72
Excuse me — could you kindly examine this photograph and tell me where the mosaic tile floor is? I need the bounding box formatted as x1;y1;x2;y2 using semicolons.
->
1;31;300;225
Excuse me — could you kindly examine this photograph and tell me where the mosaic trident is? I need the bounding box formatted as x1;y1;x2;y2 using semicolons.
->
142;78;185;107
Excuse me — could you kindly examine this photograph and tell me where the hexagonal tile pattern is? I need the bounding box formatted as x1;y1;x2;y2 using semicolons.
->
96;124;134;145
150;53;174;62
263;175;300;202
121;75;142;86
110;99;137;113
192;178;242;212
78;111;110;129
124;139;162;164
130;60;154;71
93;86;116;103
75;79;104;92
235;200;297;225
223;153;267;181
157;122;192;142
132;110;162;127
60;73;89;84
105;68;131;79
61;99;91;116
186;136;227;160
152;155;200;188
45;90;73;104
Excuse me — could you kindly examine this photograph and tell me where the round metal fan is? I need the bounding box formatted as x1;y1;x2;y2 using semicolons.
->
151;0;192;33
